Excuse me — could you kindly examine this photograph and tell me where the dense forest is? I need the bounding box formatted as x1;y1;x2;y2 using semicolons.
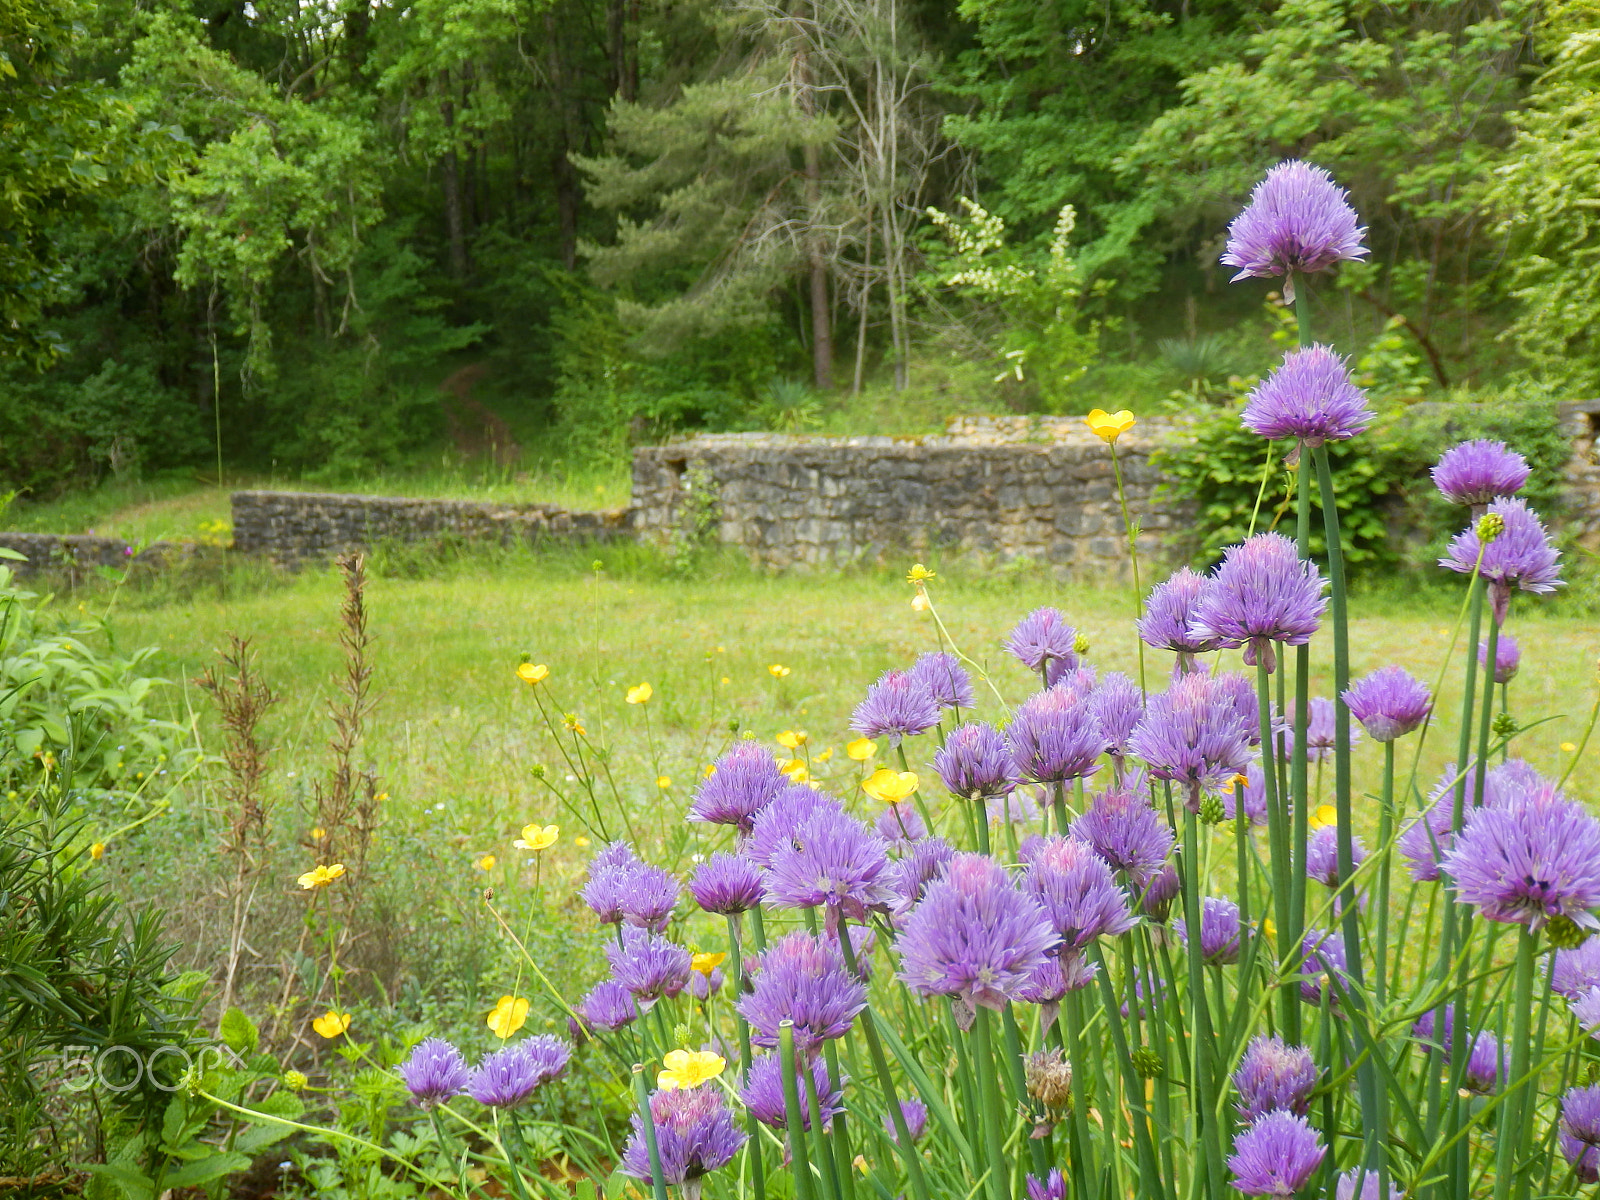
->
4;0;1600;495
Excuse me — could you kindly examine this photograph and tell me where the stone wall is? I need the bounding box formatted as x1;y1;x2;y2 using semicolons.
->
631;417;1188;575
230;490;630;564
0;533;214;583
1560;400;1600;549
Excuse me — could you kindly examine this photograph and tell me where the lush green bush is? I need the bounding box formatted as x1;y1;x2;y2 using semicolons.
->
1152;388;1572;572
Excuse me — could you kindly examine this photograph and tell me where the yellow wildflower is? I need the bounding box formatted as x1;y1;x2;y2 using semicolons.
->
516;662;550;685
515;824;560;851
911;593;931;612
1310;805;1338;830
1085;409;1136;443
297;863;347;890
1563;742;1579;753
776;730;808;750
906;563;936;583
475;854;496;871
575;835;590;847
487;995;530;1039
779;759;809;783
563;712;587;737
657;775;672;790
312;1011;351;1039
657;1049;726;1091
691;952;727;975
768;664;791;679
1263;919;1277;941
846;737;878;762
311;826;327;840
816;747;834;763
1219;774;1248;795
89;842;105;861
862;768;919;803
720;675;731;685
626;682;653;704
703;763;717;778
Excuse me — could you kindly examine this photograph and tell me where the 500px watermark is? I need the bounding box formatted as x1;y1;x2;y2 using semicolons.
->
52;1044;249;1093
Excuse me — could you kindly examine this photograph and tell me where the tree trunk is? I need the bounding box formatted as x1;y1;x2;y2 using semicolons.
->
795;10;833;390
438;71;468;281
608;0;627;97
546;10;581;269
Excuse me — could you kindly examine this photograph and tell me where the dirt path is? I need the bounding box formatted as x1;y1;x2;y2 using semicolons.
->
439;364;520;467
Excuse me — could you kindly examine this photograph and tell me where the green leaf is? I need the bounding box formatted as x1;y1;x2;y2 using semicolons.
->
220;1007;260;1055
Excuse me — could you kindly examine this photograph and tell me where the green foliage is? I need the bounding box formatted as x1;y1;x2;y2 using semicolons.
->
1153;390;1572;572
0;566;199;810
1492;0;1600;392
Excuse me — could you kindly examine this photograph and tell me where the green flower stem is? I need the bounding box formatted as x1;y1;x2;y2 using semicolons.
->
803;1055;842;1200
1181;805;1224;1200
499;1111;541;1200
1061;990;1101;1199
835;922;932;1200
728;914;768;1200
822;1038;859;1200
1494;927;1539;1200
1051;780;1070;839
1375;740;1395;1007
1108;439;1148;695
780;1025;819;1200
1255;656;1295;1036
971;1007;1013;1200
631;1066;670;1200
1088;944;1167;1200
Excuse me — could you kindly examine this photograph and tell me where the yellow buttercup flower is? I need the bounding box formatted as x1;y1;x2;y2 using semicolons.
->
626;682;654;705
1310;805;1338;830
563;712;587;736
89;842;106;861
487;995;530;1039
1219;773;1248;795
516;662;550;685
1085;409;1136;443
768;664;791;679
515;824;560;851
691;952;727;975
657;1049;726;1091
779;759;809;783
776;730;808;750
1563;742;1579;753
312;1011;351;1039
1263;919;1277;941
816;747;834;763
311;826;327;841
657;775;672;790
476;854;497;871
575;835;590;847
297;863;347;890
906;563;936;583
703;763;717;778
846;737;878;762
862;768;918;803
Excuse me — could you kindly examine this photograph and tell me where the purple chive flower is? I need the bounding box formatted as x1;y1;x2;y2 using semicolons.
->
1211;671;1269;746
1480;634;1521;684
1176;896;1243;966
1562;1084;1600;1184
1443;784;1600;929
1049;662;1097;691
1005;607;1081;678
689;852;766;915
1088;671;1146;761
1008;683;1105;785
1026;1169;1067;1200
1305;824;1366;890
1573;986;1600;1034
399;1038;470;1108
1120;968;1168;1019
1221;160;1368;293
988;788;1042;825
1432;439;1530;508
891;836;956;913
1226;1110;1328;1196
740;1052;843;1131
766;806;894;923
1299;928;1348;1005
885;1098;929;1144
1300;695;1360;762
1412;1004;1457;1056
1463;1030;1500;1094
936;722;1021;799
739;932;867;1052
909;651;975;711
1233;1036;1319;1122
1440;497;1564;624
606;927;693;1002
1070;786;1174;886
1485;757;1555;807
898;851;1058;1017
582;857;638;925
1139;568;1220;671
1397;766;1477;883
1342;665;1432;742
744;785;844;869
466;1036;572;1108
1139;863;1181;922
687;966;725;1001
1554;939;1600;999
618;862;681;931
1023;835;1138;950
576;980;639;1032
1223;762;1267;827
689;741;788;833
1188;532;1328;672
851;669;941;747
621;1085;746;1187
1241;345;1372;448
1128;672;1254;804
1333;1169;1405;1200
876;802;927;846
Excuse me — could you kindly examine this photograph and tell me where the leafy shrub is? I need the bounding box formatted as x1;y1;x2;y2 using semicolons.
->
1153;389;1571;572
